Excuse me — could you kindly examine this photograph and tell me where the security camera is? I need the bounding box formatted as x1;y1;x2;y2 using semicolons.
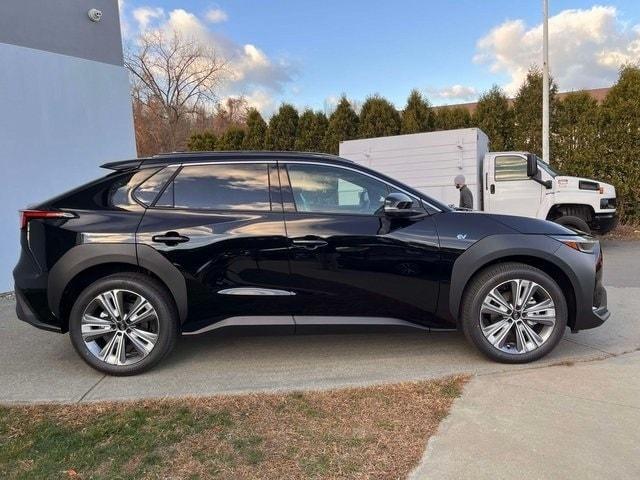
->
88;8;103;22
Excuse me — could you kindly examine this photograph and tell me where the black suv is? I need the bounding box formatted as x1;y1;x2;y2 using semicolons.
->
14;152;610;375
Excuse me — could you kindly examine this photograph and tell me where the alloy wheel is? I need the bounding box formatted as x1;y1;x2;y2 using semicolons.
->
81;289;159;366
479;279;556;354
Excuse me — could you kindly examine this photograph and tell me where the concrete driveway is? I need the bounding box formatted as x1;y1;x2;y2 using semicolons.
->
1;240;638;404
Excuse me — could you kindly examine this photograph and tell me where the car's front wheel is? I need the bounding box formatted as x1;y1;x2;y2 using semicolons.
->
69;273;178;375
461;262;568;363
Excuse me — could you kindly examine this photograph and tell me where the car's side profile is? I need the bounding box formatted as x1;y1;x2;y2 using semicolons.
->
13;152;610;375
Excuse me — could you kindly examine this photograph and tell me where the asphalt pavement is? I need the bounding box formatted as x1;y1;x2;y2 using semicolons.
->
0;240;638;404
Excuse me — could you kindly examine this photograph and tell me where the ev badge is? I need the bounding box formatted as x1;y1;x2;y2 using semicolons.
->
456;233;468;240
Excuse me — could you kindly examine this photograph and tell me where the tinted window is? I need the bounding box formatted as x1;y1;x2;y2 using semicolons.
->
495;155;528;182
134;167;177;206
287;164;391;215
172;163;271;211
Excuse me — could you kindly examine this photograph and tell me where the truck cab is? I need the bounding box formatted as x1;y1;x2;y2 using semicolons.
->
484;152;617;233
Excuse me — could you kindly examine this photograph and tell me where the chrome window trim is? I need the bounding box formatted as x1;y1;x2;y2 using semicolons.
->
163;159;442;213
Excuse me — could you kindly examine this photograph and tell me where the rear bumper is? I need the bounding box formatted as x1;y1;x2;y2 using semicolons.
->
15;288;63;333
591;212;618;234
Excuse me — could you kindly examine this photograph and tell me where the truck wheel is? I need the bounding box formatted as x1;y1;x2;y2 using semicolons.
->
461;262;567;363
69;273;178;376
554;215;591;234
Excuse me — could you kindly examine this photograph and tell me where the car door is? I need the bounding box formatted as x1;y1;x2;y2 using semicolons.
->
279;161;441;328
136;161;294;334
486;154;544;217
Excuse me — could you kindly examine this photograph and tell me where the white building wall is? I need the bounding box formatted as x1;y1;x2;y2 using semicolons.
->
0;43;136;291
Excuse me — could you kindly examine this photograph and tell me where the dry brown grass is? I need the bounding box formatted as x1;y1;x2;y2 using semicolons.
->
601;223;640;240
0;375;468;480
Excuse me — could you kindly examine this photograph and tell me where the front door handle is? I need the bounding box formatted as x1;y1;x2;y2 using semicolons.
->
152;232;190;245
292;238;328;250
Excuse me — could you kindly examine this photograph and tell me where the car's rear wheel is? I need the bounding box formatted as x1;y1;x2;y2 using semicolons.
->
69;273;178;375
461;262;567;363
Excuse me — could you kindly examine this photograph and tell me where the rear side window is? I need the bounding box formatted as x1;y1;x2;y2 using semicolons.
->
133;167;178;206
170;163;271;211
495;155;528;182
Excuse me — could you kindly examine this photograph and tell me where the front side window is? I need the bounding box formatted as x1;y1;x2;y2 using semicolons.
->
170;163;271;211
495;155;528;182
286;164;391;215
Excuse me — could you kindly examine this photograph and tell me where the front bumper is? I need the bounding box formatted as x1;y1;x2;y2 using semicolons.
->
591;212;618;234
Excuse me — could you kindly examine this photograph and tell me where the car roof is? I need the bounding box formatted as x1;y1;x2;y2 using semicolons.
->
101;151;353;171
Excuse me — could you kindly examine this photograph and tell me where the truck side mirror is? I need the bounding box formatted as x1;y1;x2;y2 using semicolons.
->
526;153;538;177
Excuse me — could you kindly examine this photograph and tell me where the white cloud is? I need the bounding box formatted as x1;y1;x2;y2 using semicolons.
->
132;6;164;31
205;8;228;24
475;5;640;94
426;85;477;102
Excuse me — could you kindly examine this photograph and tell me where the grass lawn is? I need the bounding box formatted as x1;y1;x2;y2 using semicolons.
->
0;375;467;479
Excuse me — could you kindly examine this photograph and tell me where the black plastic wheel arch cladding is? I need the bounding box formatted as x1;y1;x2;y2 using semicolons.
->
47;243;188;323
448;234;588;328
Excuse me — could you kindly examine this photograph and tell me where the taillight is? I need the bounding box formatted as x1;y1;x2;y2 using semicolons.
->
19;210;74;229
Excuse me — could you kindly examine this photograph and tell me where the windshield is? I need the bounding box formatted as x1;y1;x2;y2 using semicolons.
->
537;158;560;178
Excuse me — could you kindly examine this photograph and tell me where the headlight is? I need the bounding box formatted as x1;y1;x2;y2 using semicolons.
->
552;235;597;254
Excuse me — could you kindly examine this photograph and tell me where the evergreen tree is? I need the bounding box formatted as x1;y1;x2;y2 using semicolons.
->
552;91;599;176
599;65;640;222
323;96;359;154
187;131;217;151
473;86;514;151
295;110;328;151
216;126;246;150
359;95;401;138
265;104;299;151
512;67;557;155
401;89;435;134
434;106;472;130
242;108;267;150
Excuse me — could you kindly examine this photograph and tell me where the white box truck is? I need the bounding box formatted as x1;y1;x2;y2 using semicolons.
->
339;128;617;233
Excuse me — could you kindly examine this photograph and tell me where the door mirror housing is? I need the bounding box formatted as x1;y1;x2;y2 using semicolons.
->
526;153;538;177
384;192;415;216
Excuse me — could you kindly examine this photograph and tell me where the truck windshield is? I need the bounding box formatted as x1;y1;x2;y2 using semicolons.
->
537;159;559;178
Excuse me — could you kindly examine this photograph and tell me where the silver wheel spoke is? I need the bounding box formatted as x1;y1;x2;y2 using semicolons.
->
486;288;512;314
126;298;155;326
81;314;116;341
127;328;157;356
82;289;159;367
520;321;545;347
98;333;126;365
482;318;513;348
515;322;530;353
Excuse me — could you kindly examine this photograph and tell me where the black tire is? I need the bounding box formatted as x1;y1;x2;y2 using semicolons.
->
69;273;178;376
554;215;591;234
461;262;567;363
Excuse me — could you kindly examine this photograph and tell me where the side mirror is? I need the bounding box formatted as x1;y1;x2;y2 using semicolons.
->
384;192;414;216
526;153;538;177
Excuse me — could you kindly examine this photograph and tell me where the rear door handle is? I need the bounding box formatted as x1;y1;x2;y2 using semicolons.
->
292;238;328;250
152;232;190;245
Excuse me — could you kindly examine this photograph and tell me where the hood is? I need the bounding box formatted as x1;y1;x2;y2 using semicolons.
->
468;212;575;235
555;176;616;197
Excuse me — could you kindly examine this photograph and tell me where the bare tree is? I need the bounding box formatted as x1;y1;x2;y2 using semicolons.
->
125;30;228;153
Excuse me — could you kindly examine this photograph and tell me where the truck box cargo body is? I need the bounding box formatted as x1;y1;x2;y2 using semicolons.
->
339;128;617;234
339;128;488;209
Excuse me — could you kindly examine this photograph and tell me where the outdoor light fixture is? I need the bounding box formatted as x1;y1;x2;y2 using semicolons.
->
88;8;103;22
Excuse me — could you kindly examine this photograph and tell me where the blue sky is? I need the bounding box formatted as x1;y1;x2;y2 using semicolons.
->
119;1;640;114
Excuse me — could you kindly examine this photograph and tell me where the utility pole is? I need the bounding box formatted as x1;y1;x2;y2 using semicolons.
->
542;0;550;163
